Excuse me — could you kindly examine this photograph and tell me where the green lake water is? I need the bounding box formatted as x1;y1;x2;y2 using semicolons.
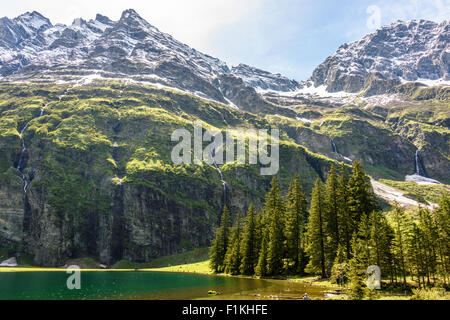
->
0;271;328;300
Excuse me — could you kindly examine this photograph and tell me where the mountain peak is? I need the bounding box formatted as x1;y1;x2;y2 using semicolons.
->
14;10;52;31
118;8;153;30
71;17;87;28
311;19;449;93
120;8;143;21
95;14;113;25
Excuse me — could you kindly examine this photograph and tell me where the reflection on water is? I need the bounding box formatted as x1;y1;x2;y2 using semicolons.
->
0;271;328;300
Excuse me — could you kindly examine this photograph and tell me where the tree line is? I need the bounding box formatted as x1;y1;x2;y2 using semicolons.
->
209;160;450;297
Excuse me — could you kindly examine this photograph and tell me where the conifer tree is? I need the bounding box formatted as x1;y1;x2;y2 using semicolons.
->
347;160;377;232
434;194;450;286
356;212;373;267
306;179;327;277
330;244;349;286
324;164;340;264
417;207;438;285
240;204;259;275
265;177;286;276
348;233;366;299
407;222;426;288
369;211;395;283
209;205;232;272
391;204;408;289
284;174;308;273
224;212;242;275
337;162;352;259
255;231;268;277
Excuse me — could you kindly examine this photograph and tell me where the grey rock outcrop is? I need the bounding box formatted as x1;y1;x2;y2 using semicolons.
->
311;20;449;93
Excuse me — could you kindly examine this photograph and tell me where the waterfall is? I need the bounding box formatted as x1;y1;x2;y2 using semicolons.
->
414;150;427;177
15;104;48;193
209;142;228;206
15;84;71;194
330;139;338;153
329;138;352;163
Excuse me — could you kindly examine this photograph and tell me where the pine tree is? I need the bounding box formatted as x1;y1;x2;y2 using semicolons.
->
348;233;366;300
306;179;327;278
240;204;259;275
434;194;450;286
407;222;425;288
330;244;349;286
224;212;242;275
284;174;308;274
391;204;409;290
209;205;232;273
356;212;373;267
347;160;378;233
417;207;438;285
255;230;268;277
265;177;286;276
324;164;340;265
337;162;352;259
369;211;394;284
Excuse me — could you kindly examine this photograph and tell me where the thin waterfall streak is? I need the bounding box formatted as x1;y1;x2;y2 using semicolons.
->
16;99;59;193
414;149;427;177
209;142;227;205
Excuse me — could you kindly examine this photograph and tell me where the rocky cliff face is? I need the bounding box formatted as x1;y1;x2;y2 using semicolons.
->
311;19;449;93
0;82;333;266
231;64;300;92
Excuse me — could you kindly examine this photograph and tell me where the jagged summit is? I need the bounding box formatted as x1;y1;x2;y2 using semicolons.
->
311;19;449;93
95;14;113;25
0;11;448;103
0;9;294;110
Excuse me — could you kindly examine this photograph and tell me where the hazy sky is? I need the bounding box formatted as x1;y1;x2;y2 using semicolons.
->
3;0;449;80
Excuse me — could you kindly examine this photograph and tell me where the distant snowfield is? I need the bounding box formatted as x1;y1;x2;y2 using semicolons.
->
400;77;450;87
405;174;442;185
258;79;449;106
50;75;239;109
371;179;438;209
257;82;354;99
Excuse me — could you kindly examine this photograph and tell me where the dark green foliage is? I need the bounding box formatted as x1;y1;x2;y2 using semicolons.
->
240;205;259;275
369;211;395;283
284;174;308;274
435;194;450;286
224;212;242;275
347;160;378;230
264;177;286;276
337;162;352;259
209;206;231;272
209;161;449;297
391;205;408;289
348;234;366;300
255;232;268;277
330;244;348;285
306;179;327;277
324;164;340;265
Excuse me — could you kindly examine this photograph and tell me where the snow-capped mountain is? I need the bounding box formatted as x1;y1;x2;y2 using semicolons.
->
1;10;448;104
0;9;296;108
311;19;449;93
